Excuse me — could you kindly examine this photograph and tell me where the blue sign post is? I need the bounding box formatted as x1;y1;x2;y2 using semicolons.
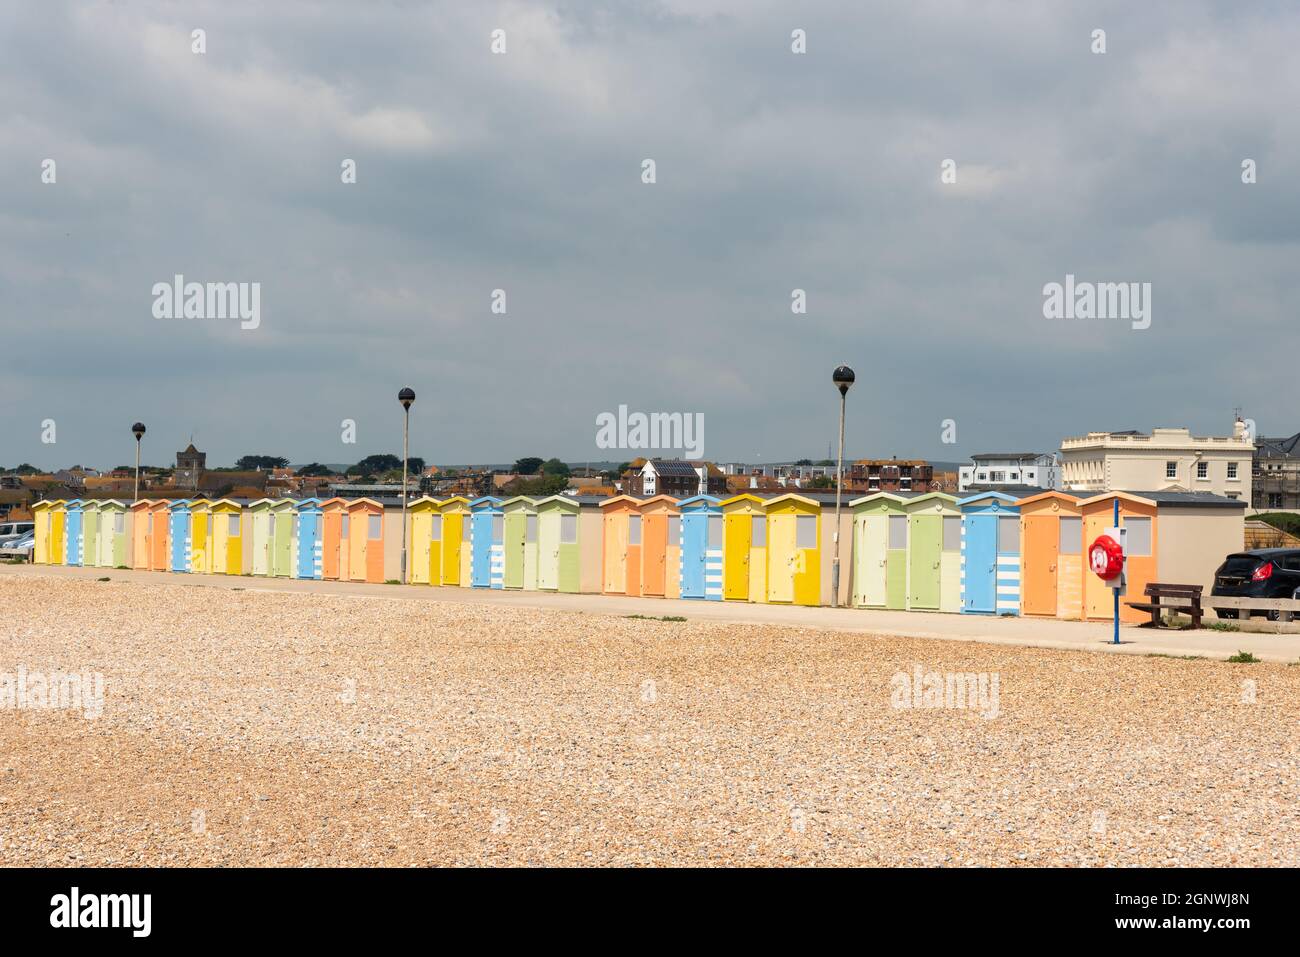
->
1112;498;1120;645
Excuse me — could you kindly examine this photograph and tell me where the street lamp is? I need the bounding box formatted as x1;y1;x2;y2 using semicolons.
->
398;388;415;584
831;365;855;608
131;422;146;502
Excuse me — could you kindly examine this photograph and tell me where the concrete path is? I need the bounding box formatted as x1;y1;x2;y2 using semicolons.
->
5;563;1299;663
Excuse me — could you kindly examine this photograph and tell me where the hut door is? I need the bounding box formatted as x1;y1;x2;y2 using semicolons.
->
963;514;997;613
642;512;667;597
723;510;751;600
859;514;887;606
1021;514;1058;616
908;515;942;609
603;512;627;593
768;513;796;603
679;511;706;599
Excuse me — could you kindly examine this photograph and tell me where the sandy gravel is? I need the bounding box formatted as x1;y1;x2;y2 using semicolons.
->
0;574;1296;867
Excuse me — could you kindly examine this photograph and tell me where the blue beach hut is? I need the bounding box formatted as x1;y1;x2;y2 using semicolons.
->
469;496;505;589
168;499;193;572
958;492;1022;615
294;498;324;580
677;495;722;600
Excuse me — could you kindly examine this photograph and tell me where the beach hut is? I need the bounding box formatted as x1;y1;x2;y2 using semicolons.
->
959;492;1022;615
61;500;85;566
247;498;295;577
601;496;645;596
407;497;442;585
31;501;56;564
500;497;537;590
293;498;324;580
435;497;471;587
47;500;67;566
209;500;243;575
129;500;153;570
678;495;723;601
80;501;100;567
637;496;679;599
721;494;768;602
319;498;348;581
147;500;171;571
345;498;385;583
186;499;213;574
469;497;505;589
765;494;821;606
1017;491;1085;619
902;493;962;613
529;496;576;592
850;493;918;609
95;500;128;569
1079;492;1158;623
167;499;193;572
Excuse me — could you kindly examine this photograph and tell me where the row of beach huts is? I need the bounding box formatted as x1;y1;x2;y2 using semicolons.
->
28;489;1243;622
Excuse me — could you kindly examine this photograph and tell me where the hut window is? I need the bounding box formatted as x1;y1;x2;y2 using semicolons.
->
888;515;907;550
114;514;125;533
492;515;504;540
291;516;299;539
751;515;766;547
796;514;816;549
368;514;381;540
1125;517;1152;556
942;516;960;551
561;514;577;544
667;516;680;545
430;515;442;540
462;519;471;542
998;516;1019;553
341;515;350;537
147;514;153;531
709;515;724;548
227;514;238;535
525;515;537;543
1058;517;1081;554
629;515;642;545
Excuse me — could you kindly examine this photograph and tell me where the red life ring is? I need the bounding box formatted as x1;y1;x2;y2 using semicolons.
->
1089;534;1124;580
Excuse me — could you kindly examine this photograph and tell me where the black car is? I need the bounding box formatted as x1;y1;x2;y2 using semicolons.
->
1210;548;1300;620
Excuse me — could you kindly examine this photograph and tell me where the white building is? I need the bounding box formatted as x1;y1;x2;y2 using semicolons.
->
959;453;1060;492
1057;420;1253;501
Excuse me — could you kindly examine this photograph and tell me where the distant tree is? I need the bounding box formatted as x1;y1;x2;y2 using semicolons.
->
296;462;332;477
816;459;835;467
510;474;570;496
616;462;632;475
809;476;835;489
540;458;571;478
236;455;289;471
407;457;425;474
795;458;812;466
352;454;402;476
14;463;39;475
513;457;544;476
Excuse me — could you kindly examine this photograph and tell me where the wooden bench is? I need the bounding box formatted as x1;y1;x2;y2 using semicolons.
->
1126;583;1203;629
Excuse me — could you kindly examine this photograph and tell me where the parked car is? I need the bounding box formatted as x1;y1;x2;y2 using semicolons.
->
0;521;34;545
0;530;34;559
1211;548;1300;620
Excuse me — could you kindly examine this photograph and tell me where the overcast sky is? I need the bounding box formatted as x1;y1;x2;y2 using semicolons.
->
3;0;1297;470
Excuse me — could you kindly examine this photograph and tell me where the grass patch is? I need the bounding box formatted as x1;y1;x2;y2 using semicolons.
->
115;565;129;570
97;576;110;582
1226;650;1261;664
1146;653;1205;661
385;579;401;585
1206;620;1240;632
625;614;687;622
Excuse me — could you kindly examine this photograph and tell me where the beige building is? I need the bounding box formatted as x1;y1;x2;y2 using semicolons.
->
1059;420;1252;501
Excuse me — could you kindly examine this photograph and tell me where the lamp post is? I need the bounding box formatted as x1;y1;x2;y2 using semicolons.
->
830;366;855;608
398;388;415;584
131;422;146;502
